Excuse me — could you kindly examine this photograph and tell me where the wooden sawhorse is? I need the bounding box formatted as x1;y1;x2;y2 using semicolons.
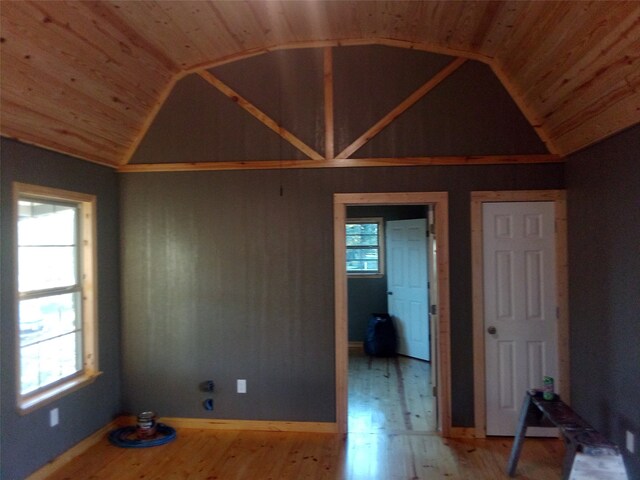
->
507;391;628;479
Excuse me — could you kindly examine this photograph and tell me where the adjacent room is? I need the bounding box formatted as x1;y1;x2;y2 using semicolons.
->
1;2;638;479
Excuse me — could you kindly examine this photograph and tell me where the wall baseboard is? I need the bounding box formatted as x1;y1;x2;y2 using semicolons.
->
26;420;118;480
160;417;339;433
448;427;477;439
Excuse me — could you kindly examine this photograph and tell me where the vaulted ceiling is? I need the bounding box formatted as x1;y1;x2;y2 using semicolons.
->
1;1;639;168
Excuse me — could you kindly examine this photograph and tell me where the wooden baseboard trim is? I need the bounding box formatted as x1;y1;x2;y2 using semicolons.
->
448;427;477;439
26;420;118;480
160;417;339;434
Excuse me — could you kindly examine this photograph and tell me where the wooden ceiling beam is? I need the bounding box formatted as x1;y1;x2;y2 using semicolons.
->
118;154;563;173
324;47;335;161
183;38;493;75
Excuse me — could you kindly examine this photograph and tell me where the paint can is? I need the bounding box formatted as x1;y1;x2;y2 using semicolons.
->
543;376;554;400
136;411;157;439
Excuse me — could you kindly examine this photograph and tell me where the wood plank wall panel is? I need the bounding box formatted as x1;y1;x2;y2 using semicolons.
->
121;170;336;421
130;74;303;163
209;49;326;158
1;1;638;166
0;1;176;165
494;1;640;153
332;46;454;156
362;61;547;158
120;163;564;427
565;124;640;479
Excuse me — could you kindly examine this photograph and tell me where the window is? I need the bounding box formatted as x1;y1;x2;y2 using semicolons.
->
346;218;384;276
15;183;98;413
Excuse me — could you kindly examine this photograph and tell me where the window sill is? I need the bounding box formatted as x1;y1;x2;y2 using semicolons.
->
18;370;103;415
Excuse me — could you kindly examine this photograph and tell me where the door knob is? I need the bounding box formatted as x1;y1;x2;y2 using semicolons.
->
387;291;393;295
487;326;497;335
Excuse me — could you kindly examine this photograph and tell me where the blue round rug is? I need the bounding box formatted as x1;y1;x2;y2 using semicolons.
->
108;423;177;448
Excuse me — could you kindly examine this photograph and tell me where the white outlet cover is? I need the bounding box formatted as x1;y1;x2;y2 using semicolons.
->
237;379;247;394
50;408;59;427
626;431;635;454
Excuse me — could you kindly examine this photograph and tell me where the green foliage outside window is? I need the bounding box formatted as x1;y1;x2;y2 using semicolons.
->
346;219;383;275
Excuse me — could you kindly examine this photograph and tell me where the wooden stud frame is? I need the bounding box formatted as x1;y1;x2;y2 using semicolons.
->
119;154;564;173
119;46;564;173
334;192;451;436
470;190;569;438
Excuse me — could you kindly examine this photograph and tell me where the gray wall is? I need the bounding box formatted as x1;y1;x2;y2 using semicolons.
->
0;138;122;479
122;45;559;427
120;164;564;425
566;124;640;478
346;205;426;343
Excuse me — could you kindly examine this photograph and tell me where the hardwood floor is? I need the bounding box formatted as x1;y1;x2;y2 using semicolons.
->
348;348;435;433
42;350;563;479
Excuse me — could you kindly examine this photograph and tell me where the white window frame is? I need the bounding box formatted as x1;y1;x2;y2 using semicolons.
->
345;217;385;278
14;182;100;414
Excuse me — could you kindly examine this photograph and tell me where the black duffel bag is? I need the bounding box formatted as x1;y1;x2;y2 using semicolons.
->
363;313;397;357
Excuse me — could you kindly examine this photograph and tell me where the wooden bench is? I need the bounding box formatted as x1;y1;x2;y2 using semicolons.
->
507;391;628;479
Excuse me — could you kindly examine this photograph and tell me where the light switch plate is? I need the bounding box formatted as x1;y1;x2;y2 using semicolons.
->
50;408;59;427
626;431;635;454
237;379;247;394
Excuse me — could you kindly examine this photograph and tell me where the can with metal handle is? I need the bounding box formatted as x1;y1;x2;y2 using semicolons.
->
136;411;157;439
543;376;554;400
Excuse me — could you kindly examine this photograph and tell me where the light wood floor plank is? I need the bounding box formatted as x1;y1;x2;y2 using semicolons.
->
42;350;562;479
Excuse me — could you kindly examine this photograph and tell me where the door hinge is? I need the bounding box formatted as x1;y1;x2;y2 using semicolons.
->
430;305;437;315
432;385;437;397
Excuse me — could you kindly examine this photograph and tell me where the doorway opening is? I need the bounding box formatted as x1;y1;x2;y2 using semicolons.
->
334;192;451;436
346;207;432;433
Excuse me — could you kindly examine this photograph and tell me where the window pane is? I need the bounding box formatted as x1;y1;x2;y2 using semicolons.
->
18;246;77;291
346;248;379;261
20;343;40;395
347;259;379;272
20;332;81;395
346;223;378;235
346;234;378;247
18;201;76;245
346;220;382;274
20;293;81;347
18;200;77;292
346;223;379;247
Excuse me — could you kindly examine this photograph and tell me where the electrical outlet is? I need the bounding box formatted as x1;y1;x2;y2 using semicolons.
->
50;408;59;427
237;379;247;394
626;431;635;454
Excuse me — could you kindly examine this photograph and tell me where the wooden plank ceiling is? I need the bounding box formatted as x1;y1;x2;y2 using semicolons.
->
1;1;639;168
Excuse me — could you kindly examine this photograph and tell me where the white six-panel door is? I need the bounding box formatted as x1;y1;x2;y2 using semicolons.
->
483;202;558;436
387;219;429;361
